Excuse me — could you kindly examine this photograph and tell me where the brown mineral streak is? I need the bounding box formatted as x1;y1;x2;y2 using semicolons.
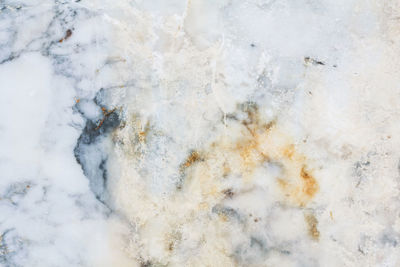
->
300;166;318;197
58;29;72;43
118;103;318;208
237;105;318;206
175;103;319;207
95;107;116;130
174;102;319;207
276;156;319;206
180;151;201;172
305;214;320;241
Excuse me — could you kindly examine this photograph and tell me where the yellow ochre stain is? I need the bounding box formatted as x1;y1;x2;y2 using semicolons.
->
305;213;320;241
177;102;319;207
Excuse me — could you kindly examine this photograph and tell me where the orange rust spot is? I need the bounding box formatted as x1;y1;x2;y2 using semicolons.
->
137;121;150;143
305;213;320;241
75;98;80;104
159;102;318;208
138;131;146;140
180;151;201;172
212;105;316;206
96;107;116;130
232;122;274;176
95;118;105;130
277;164;319;206
59;29;72;43
300;166;319;198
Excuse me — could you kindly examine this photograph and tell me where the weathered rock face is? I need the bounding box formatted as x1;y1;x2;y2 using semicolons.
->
2;0;400;266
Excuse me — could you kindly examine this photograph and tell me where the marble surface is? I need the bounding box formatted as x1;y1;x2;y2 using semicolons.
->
1;0;400;266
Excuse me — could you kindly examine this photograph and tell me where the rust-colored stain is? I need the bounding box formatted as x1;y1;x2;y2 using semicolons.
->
59;29;72;43
236;139;263;173
137;121;151;143
175;102;319;207
95;107;116;130
277;165;319;207
138;131;146;141
300;166;318;198
113;102;320;233
180;150;201;172
123;115;151;143
305;213;320;241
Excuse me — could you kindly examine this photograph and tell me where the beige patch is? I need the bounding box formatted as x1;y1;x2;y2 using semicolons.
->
305;213;320;241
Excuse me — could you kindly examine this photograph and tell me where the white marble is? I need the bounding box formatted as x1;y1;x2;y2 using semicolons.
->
1;0;400;266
